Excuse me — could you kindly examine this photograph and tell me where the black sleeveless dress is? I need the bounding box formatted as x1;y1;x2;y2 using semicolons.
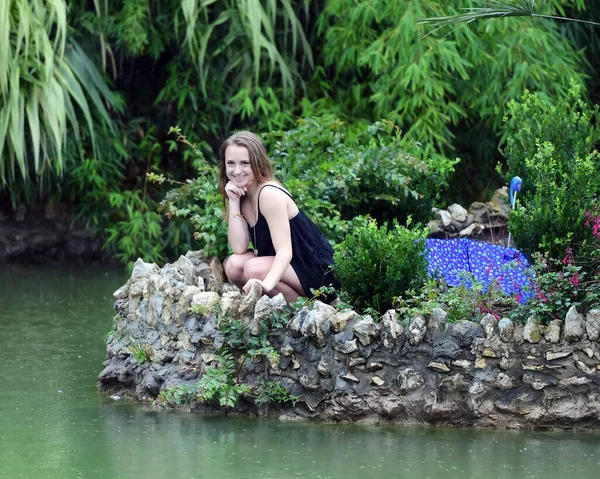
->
248;185;338;299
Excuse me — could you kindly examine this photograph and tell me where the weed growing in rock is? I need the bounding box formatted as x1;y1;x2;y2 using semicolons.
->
246;346;280;369
129;343;151;364
188;303;218;316
103;315;121;343
395;274;516;324
255;380;299;407
158;384;197;406
197;350;252;408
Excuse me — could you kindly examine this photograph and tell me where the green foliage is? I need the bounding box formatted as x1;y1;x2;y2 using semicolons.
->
509;251;600;324
1;0;119;200
255;380;300;407
396;274;517;324
129;343;150;364
188;303;218;316
334;219;429;313
180;0;313;95
268;117;457;239
316;0;588;198
158;118;452;259
158;384;197;406
502;82;600;185
197;350;252;408
103;315;122;343
502;85;600;259
149;128;228;259
104;190;165;268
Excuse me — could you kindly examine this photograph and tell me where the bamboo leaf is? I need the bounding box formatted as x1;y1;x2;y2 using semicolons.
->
25;87;41;173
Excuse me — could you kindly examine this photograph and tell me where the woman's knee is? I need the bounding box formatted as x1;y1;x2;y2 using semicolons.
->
243;257;269;280
225;254;250;281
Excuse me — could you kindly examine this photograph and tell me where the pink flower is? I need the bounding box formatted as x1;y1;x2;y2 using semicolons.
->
570;271;580;288
562;247;573;266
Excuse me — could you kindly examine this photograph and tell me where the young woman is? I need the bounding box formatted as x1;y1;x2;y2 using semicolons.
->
219;131;337;303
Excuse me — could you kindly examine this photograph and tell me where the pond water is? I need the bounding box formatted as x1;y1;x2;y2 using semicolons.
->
1;263;600;479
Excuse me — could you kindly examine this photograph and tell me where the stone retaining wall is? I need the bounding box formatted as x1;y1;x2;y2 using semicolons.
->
98;255;600;429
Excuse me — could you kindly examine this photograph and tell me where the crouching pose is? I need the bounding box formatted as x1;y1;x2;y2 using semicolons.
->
219;131;337;303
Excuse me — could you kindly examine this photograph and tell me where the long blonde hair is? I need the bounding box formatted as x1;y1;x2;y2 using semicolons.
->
218;131;275;215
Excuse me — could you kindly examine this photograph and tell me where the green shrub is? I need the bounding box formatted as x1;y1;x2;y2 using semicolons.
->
334;219;429;313
268;116;457;241
502;82;600;184
508;251;600;325
502;84;600;260
507;141;600;259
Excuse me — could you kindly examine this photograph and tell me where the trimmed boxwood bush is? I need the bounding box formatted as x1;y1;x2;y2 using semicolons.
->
334;219;429;313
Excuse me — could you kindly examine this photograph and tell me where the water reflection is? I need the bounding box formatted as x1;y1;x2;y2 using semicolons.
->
1;263;600;478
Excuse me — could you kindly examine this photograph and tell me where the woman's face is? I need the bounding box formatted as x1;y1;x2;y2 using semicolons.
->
225;144;255;188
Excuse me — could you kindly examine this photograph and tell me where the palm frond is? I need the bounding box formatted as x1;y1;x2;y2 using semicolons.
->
418;0;600;35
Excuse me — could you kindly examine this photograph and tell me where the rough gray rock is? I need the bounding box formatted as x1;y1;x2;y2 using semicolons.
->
523;317;541;344
238;281;263;318
437;210;452;226
132;258;159;278
565;306;584;342
330;310;358;332
586;310;600;341
432;337;462;360
300;301;336;348
544;320;562;344
428;308;448;336
352;316;380;347
380;310;405;351
408;315;427;346
250;293;286;335
448;203;468;223
498;318;514;342
100;255;600;430
172;255;196;286
480;314;498;339
191;292;220;310
449;320;484;347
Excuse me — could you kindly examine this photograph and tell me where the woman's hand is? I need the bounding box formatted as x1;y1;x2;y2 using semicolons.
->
224;180;251;201
243;278;271;294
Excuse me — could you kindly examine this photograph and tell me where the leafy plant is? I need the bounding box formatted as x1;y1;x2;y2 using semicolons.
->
268;117;456;235
158;384;197;406
334;219;429;313
506;138;600;259
1;0;120;202
129;343;151;364
197;350;251;408
509;250;600;324
316;0;588;199
188;303;218;316
395;273;518;324
149;127;228;259
255;380;300;407
103;315;122;343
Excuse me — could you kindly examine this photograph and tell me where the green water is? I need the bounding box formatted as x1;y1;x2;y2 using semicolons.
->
1;264;600;479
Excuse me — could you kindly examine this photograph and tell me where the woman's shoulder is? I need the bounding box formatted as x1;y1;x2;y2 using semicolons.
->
258;182;293;199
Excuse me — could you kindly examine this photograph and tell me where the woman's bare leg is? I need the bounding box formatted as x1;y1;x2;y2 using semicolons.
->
243;256;304;303
224;251;256;291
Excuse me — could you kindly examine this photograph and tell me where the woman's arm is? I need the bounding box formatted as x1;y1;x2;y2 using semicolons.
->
225;183;250;254
255;187;293;292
